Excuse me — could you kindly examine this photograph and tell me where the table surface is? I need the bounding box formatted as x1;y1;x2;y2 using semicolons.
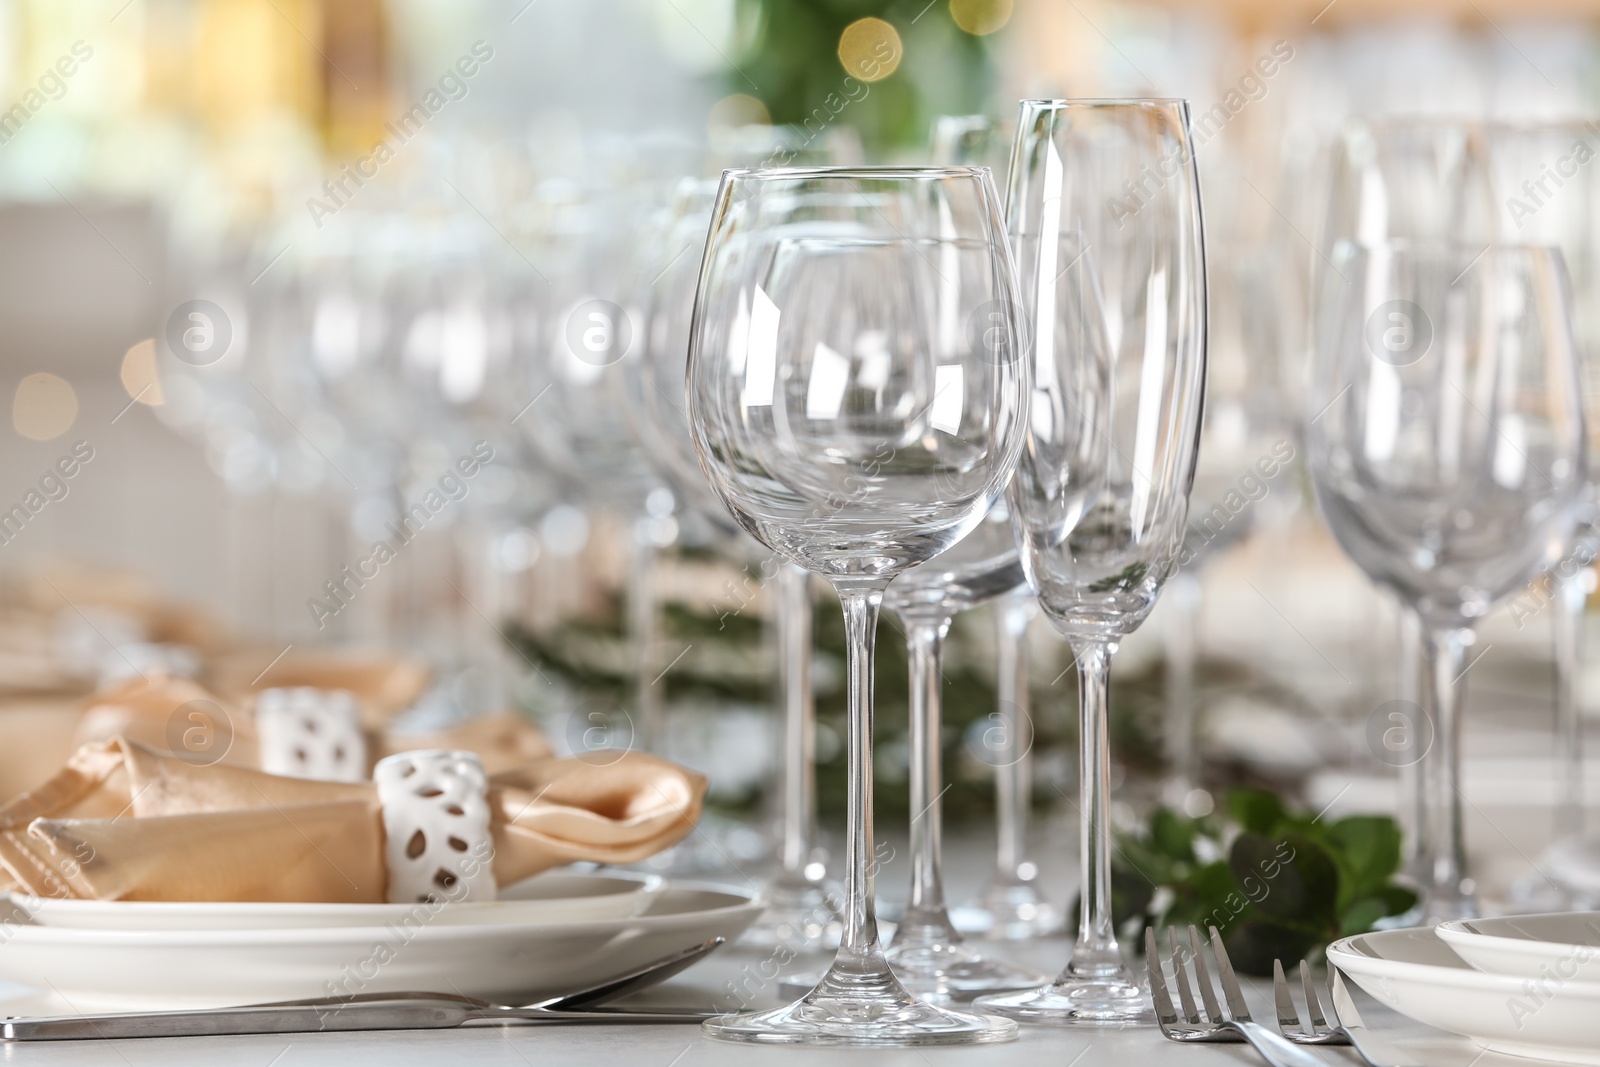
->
0;932;1535;1067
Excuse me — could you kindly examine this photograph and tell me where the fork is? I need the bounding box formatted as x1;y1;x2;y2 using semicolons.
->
1145;926;1323;1067
1272;959;1353;1046
1272;959;1424;1067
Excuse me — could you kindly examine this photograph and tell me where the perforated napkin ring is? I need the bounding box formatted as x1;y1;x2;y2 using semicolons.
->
256;687;367;782
373;749;497;904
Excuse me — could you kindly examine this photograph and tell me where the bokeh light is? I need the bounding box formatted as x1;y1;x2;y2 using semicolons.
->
950;0;1014;36
120;339;165;406
837;18;902;84
13;372;78;441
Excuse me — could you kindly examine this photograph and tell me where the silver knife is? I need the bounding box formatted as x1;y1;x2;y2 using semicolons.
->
3;997;717;1040
1329;968;1427;1067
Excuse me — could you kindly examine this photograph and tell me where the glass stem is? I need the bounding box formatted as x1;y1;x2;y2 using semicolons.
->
896;611;958;947
1162;571;1201;805
776;562;818;885
1421;624;1476;920
630;514;662;753
1554;576;1586;840
1062;639;1125;982
832;582;890;977
1397;601;1426;875
994;594;1032;881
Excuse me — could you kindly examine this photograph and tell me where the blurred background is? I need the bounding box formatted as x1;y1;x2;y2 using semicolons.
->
3;0;1600;908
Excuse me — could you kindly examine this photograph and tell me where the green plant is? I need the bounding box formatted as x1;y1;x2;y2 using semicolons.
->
1110;788;1418;975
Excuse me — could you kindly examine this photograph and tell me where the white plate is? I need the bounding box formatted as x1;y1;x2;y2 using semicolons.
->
1437;912;1600;983
1328;926;1600;1065
6;870;662;931
0;883;761;1008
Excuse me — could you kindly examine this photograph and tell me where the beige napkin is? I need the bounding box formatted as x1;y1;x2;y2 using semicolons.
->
207;651;431;728
74;676;552;778
0;737;705;903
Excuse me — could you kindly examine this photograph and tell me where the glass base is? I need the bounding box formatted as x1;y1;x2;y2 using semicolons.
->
885;941;1048;1004
974;975;1152;1025
704;966;1018;1046
953;881;1064;940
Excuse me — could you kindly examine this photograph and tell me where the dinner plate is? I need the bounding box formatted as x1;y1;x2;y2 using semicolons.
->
7;870;662;930
0;882;761;1008
1328;926;1600;1065
1436;912;1600;984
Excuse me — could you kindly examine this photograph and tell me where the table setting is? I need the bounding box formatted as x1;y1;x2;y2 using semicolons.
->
8;1;1600;1065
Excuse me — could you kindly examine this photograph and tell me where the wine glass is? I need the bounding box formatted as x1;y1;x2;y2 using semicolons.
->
687;166;1029;1046
880;506;1048;1000
977;98;1207;1025
1308;240;1587;921
1479;120;1600;906
1316;116;1492;891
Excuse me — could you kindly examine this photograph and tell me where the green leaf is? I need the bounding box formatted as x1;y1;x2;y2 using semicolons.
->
1229;832;1339;924
1222;917;1325;977
1150;808;1198;863
1338;896;1392;937
1228;788;1288;835
1325;816;1402;898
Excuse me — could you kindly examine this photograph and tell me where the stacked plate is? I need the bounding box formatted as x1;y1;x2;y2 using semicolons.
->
0;872;762;1009
1329;912;1600;1065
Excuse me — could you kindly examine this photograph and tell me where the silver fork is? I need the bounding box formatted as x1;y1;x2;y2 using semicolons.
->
1272;959;1351;1046
1145;926;1323;1067
1272;959;1425;1067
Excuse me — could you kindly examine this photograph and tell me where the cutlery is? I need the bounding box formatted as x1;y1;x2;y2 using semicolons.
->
1145;926;1322;1067
1274;957;1418;1066
3;938;724;1040
1271;959;1354;1047
1325;965;1429;1067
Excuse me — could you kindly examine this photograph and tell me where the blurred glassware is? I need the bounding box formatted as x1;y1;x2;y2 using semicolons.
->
979;98;1206;1026
1316;115;1493;893
621;130;845;904
687;165;1028;1046
1480;120;1600;909
1308;240;1588;922
880;504;1046;1000
928;112;1062;943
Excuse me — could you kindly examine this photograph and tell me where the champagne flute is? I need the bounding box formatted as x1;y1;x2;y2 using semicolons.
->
1308;240;1587;921
688;166;1028;1045
977;98;1207;1025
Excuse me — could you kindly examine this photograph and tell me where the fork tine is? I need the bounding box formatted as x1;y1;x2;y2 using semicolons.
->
1186;925;1226;1022
1301;961;1331;1031
1168;927;1201;1023
1272;959;1302;1033
1144;928;1179;1027
1207;926;1253;1022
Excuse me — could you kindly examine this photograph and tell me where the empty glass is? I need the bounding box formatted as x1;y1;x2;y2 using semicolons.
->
978;98;1207;1025
1309;240;1587;921
687;166;1029;1045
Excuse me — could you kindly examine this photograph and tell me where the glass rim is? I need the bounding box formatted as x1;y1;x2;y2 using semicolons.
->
1018;97;1190;108
720;164;992;181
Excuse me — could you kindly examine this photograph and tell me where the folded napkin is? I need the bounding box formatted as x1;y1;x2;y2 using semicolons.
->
0;737;706;903
74;676;552;779
207;651;431;728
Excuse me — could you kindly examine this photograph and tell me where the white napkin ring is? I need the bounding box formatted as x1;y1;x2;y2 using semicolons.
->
256;687;367;783
373;749;496;904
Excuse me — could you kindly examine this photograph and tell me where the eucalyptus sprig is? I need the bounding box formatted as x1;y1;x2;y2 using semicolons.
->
1111;788;1418;975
